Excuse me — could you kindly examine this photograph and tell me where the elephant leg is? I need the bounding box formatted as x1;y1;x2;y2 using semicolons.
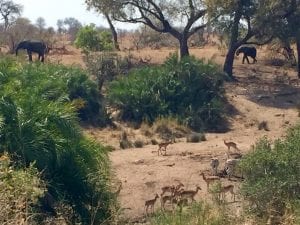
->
41;54;45;63
27;50;33;62
242;55;246;64
245;55;250;64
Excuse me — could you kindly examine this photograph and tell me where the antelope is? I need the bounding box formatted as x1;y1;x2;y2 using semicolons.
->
144;194;159;215
200;172;220;190
158;141;173;156
223;140;239;151
179;186;201;202
218;184;235;202
161;185;175;196
161;182;184;196
160;194;176;210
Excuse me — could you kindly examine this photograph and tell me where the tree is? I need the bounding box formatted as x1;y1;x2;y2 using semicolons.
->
89;0;208;58
0;0;22;30
85;0;120;50
56;19;65;34
5;17;38;53
63;17;82;42
35;17;46;34
206;0;265;78
259;0;300;78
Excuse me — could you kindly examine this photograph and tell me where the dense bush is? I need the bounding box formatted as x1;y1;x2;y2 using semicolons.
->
0;58;113;224
83;52;132;92
239;125;300;222
0;154;45;225
75;24;113;51
3;60;107;125
108;54;225;131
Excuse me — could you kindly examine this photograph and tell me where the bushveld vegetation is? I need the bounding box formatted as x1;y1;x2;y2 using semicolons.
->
75;24;113;51
1;0;300;223
0;57;114;224
108;54;225;131
239;125;300;224
149;201;233;225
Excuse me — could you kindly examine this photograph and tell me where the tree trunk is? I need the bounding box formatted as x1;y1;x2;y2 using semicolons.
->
296;36;300;78
223;46;239;79
104;13;120;51
179;35;189;59
223;5;242;78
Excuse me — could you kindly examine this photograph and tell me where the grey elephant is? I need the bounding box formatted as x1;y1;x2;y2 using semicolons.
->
15;40;49;62
236;46;257;64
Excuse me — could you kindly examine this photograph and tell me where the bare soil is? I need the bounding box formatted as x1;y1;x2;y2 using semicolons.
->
50;44;300;222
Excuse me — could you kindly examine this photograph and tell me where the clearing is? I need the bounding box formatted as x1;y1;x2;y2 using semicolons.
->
51;44;300;222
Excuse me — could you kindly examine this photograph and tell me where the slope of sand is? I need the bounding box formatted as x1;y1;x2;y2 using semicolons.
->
50;44;300;221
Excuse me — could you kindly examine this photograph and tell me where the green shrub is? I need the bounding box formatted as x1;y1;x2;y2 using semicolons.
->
108;54;225;131
75;24;113;51
0;58;113;224
83;52;130;92
240;125;300;220
0;60;107;125
134;139;144;148
150;201;232;225
0;153;45;224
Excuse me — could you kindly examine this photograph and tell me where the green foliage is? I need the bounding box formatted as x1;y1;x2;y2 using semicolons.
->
0;60;106;124
108;54;225;131
240;126;300;220
0;153;45;224
150;201;231;225
75;24;113;51
0;58;113;224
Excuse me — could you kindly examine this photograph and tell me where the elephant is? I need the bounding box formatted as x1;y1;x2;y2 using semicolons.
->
15;40;49;62
236;46;257;64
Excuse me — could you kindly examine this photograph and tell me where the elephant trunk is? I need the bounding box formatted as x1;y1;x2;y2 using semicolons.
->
15;41;26;56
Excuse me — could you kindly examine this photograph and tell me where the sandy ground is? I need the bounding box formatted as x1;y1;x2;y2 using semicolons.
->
49;43;300;222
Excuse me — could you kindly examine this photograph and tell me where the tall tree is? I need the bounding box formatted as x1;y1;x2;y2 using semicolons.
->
245;0;300;78
35;17;46;34
206;0;263;78
0;0;22;30
88;0;208;58
56;19;65;34
85;0;120;50
63;17;82;42
266;0;300;78
6;17;37;53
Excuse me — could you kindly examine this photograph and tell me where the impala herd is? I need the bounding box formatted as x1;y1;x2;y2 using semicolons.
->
142;139;242;215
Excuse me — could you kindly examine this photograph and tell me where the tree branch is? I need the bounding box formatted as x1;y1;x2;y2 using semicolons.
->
245;36;274;46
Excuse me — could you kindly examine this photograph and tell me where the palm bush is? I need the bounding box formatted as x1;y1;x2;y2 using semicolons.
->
108;54;225;131
0;58;113;224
